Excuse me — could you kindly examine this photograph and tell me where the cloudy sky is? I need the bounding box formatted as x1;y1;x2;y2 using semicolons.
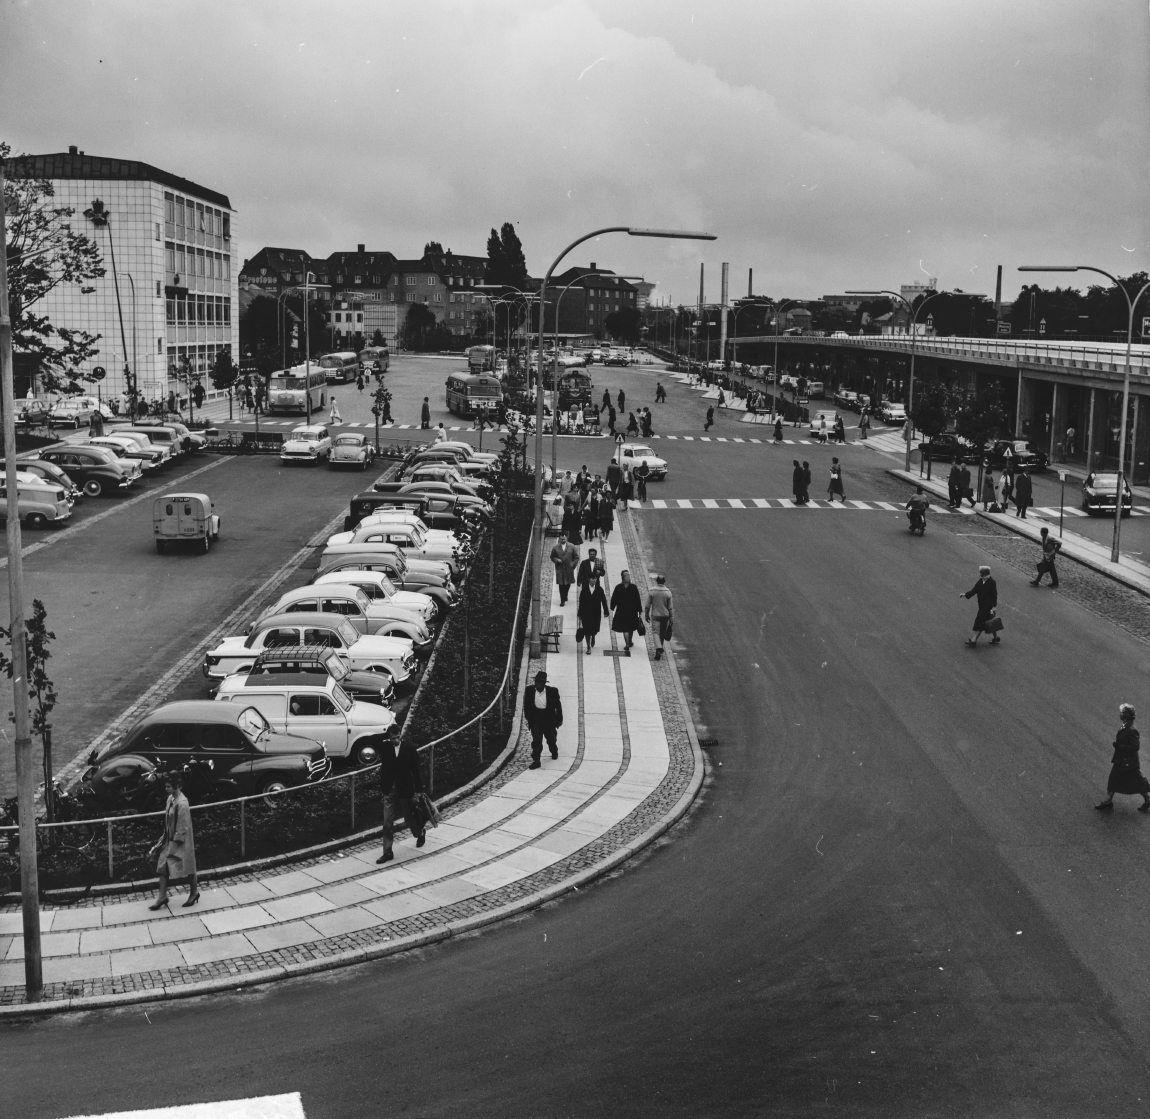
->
5;0;1147;305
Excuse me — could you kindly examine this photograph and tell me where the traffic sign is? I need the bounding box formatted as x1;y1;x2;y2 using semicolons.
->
91;366;106;380
1142;316;1150;337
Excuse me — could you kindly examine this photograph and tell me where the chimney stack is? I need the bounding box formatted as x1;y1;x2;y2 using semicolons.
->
68;145;78;155
357;243;365;254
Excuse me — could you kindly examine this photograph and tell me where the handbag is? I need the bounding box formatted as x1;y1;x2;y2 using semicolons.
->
984;615;1004;634
662;618;674;640
636;618;646;637
1036;559;1051;574
417;791;441;829
575;626;585;643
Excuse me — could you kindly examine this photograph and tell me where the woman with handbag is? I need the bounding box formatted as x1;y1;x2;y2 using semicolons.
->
961;565;1001;646
148;772;199;910
1096;704;1150;812
609;570;644;655
577;575;609;654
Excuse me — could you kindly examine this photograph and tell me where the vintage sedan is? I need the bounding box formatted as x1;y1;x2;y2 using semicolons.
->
329;432;375;471
315;550;457;612
38;445;141;497
89;435;165;473
984;439;1049;473
919;433;977;464
1082;472;1133;516
330;521;469;578
204;612;418;687
613;442;667;480
80;700;330;801
311;569;438;626
16;458;82;502
239;644;395;708
254;583;434;652
47;399;96;428
280;424;332;464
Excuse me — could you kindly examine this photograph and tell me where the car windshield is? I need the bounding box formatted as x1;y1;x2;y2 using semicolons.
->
631;446;653;457
325;654;350;680
1089;474;1123;491
334;435;360;447
237;706;270;741
337;620;359;645
92;441;126;456
352;588;372;610
331;683;353;712
291;427;320;440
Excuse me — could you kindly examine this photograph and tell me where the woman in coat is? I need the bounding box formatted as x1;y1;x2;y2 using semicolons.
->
826;458;845;502
598;492;616;541
961;565;1000;646
148;772;199;910
582;495;599;542
610;570;644;654
1096;704;1150;811
617;465;634;510
577;575;609;653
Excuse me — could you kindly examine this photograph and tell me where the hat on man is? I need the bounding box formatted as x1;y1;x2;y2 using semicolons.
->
1120;703;1136;720
978;565;991;575
534;671;548;685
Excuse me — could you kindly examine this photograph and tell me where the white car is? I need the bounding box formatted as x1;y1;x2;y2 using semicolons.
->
333;522;469;578
435;440;498;468
311;569;438;625
808;410;838;440
88;435;164;472
280;424;332;464
614;442;667;480
329;432;375;470
881;402;908;425
326;510;468;553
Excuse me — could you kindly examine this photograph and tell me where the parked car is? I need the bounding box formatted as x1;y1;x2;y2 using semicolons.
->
407;448;493;481
918;433;977;464
16;398;54;428
396;481;494;518
603;350;631;367
204;612;418;687
281;424;332;464
153;492;221;554
120;425;186;459
310;569;438;626
165;420;206;453
255;583;433;652
613;443;667;480
344;491;489;534
315;549;457;610
14;458;82;502
984;439;1049;473
47;399;96;428
329;521;468;578
89;435;165;473
435;440;498;468
214;672;397;768
111;429;175;465
329;432;375;470
0;473;73;528
38;446;140;497
80;700;330;800
382;468;489;502
833;388;859;409
240;644;395;708
880;402;908;425
1082;472;1133;516
329;509;469;553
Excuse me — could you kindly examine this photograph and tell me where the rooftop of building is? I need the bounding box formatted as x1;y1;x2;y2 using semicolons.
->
8;146;232;209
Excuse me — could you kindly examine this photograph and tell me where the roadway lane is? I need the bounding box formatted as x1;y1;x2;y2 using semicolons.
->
7;425;1150;1116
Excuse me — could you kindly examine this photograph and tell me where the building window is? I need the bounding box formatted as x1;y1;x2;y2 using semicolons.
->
406;292;416;303
156;280;161;298
434;293;442;303
354;275;361;285
405;276;416;287
222;213;230;240
158;338;164;354
427;275;437;286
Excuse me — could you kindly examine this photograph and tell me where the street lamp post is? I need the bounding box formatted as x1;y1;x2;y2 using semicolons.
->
528;227;716;656
84;199;136;416
1020;265;1150;563
770;300;803;409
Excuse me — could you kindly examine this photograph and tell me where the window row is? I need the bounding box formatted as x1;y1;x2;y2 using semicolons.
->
166;243;232;283
166;294;233;327
164;192;230;242
166;343;231;380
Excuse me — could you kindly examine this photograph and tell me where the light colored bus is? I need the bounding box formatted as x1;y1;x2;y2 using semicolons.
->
445;372;503;419
317;352;360;384
358;345;390;374
806;380;826;398
467;345;496;373
267;365;327;415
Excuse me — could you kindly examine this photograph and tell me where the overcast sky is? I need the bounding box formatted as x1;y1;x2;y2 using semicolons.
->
5;0;1147;305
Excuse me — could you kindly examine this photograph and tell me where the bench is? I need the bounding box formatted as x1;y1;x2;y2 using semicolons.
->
541;614;563;653
240;431;285;454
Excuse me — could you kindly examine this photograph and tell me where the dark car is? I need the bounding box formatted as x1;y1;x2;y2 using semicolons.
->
243;644;396;708
1082;472;1133;516
16;399;53;428
984;439;1049;473
918;433;976;464
38;446;139;497
80;700;330;801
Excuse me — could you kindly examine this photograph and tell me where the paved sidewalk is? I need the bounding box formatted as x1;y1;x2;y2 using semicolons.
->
0;515;703;1013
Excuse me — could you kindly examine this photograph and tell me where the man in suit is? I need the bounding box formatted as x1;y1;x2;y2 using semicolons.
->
377;738;426;863
1013;469;1033;518
577;546;605;590
549;532;580;606
523;670;563;769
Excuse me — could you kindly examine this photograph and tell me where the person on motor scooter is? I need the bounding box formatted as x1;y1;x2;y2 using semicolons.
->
906;487;929;533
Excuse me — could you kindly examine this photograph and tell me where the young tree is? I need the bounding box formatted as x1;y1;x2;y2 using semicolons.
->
604;306;641;344
370;328;385;346
209;348;238;393
3;143;105;391
953;381;1009;450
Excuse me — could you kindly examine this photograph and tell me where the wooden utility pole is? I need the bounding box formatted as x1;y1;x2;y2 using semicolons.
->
0;159;44;999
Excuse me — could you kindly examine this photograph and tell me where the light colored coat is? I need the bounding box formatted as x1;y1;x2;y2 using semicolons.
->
549;540;580;587
156;792;196;879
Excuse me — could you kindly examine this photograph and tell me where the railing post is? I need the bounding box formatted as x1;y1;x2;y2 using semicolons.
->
239;798;246;859
349;770;356;832
478;714;484;763
429;744;436;799
106;820;114;880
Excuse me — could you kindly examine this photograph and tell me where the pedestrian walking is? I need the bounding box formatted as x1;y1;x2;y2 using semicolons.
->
523;670;564;770
617;389;626;413
582;495;599;542
605;459;622;497
634;459;649;504
356;373;365;392
818;415;828;443
626;411;639;435
549;532;580;606
640;407;654;437
1013;469;1033;518
792;459;804;504
958;463;975;508
577;546;606;590
704;405;715;432
827;457;845;502
420;397;430;429
1095;704;1150;812
1065;424;1076;457
717;388;726;409
89;409;105;438
601;389;611;414
434;422;447;443
577;576;609;653
618;465;633;510
644;574;674;660
859;411;870;440
834;415;846;444
961;565;1001;647
610;570;644;655
947;463;962;508
981;470;997;510
998;468;1013;511
561;498;582;541
774;417;784;444
598;492;615;541
607;405;617;436
147;772;199;910
376;738;426;862
329;395;342;425
801;461;812;504
655;382;667;403
1030;526;1061;588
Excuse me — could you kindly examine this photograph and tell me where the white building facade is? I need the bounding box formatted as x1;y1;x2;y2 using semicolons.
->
10;147;238;404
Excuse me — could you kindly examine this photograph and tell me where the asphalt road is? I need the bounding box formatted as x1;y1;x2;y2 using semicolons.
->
6;361;1150;1116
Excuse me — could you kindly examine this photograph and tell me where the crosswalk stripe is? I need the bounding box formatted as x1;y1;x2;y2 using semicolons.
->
752;498;770;508
682;436;695;441
777;498;796;508
701;499;720;508
727;498;746;508
716;437;729;442
676;498;692;508
650;499;668;508
699;437;712;442
848;499;871;509
874;502;899;511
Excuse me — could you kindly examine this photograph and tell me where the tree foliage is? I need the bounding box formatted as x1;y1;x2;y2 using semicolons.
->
209;348;238;392
485;222;529;288
423;241;444;257
909;378;952;439
3;142;105;390
604;306;641;343
401;302;438;350
953;381;1009;449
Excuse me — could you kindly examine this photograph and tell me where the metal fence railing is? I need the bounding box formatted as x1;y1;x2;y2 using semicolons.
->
0;526;534;892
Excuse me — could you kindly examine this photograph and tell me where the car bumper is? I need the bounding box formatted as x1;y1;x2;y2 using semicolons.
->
280;452;320;463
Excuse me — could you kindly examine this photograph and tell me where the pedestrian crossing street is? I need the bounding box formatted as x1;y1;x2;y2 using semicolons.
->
637;497;1150;517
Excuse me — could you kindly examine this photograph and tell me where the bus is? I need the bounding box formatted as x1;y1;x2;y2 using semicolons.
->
467;345;495;373
358;345;390;375
317;352;360;384
266;365;327;415
806;380;825;398
445;372;503;419
557;368;593;410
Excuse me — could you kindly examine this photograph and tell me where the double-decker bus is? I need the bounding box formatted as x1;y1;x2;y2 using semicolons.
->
317;352;360;384
358;345;390;374
445;372;503;419
266;365;327;415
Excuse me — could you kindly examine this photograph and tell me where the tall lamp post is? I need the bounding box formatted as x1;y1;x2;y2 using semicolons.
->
770;299;803;395
84;199;136;416
529;226;716;656
1020;265;1150;563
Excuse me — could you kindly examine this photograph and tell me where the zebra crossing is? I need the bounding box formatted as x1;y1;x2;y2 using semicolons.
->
636;497;1150;516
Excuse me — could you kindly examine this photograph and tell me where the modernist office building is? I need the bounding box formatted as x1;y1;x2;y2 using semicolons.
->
9;146;238;403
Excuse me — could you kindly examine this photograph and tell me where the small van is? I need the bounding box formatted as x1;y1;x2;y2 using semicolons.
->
153;492;221;554
0;473;73;528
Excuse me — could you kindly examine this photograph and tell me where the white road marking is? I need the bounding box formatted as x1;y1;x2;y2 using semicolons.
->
61;1094;306;1118
752;498;770;508
700;499;719;508
874;501;900;511
727;498;746;508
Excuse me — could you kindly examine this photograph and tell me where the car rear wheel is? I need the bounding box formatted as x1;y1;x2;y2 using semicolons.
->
83;479;103;498
25;513;47;529
351;739;381;767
